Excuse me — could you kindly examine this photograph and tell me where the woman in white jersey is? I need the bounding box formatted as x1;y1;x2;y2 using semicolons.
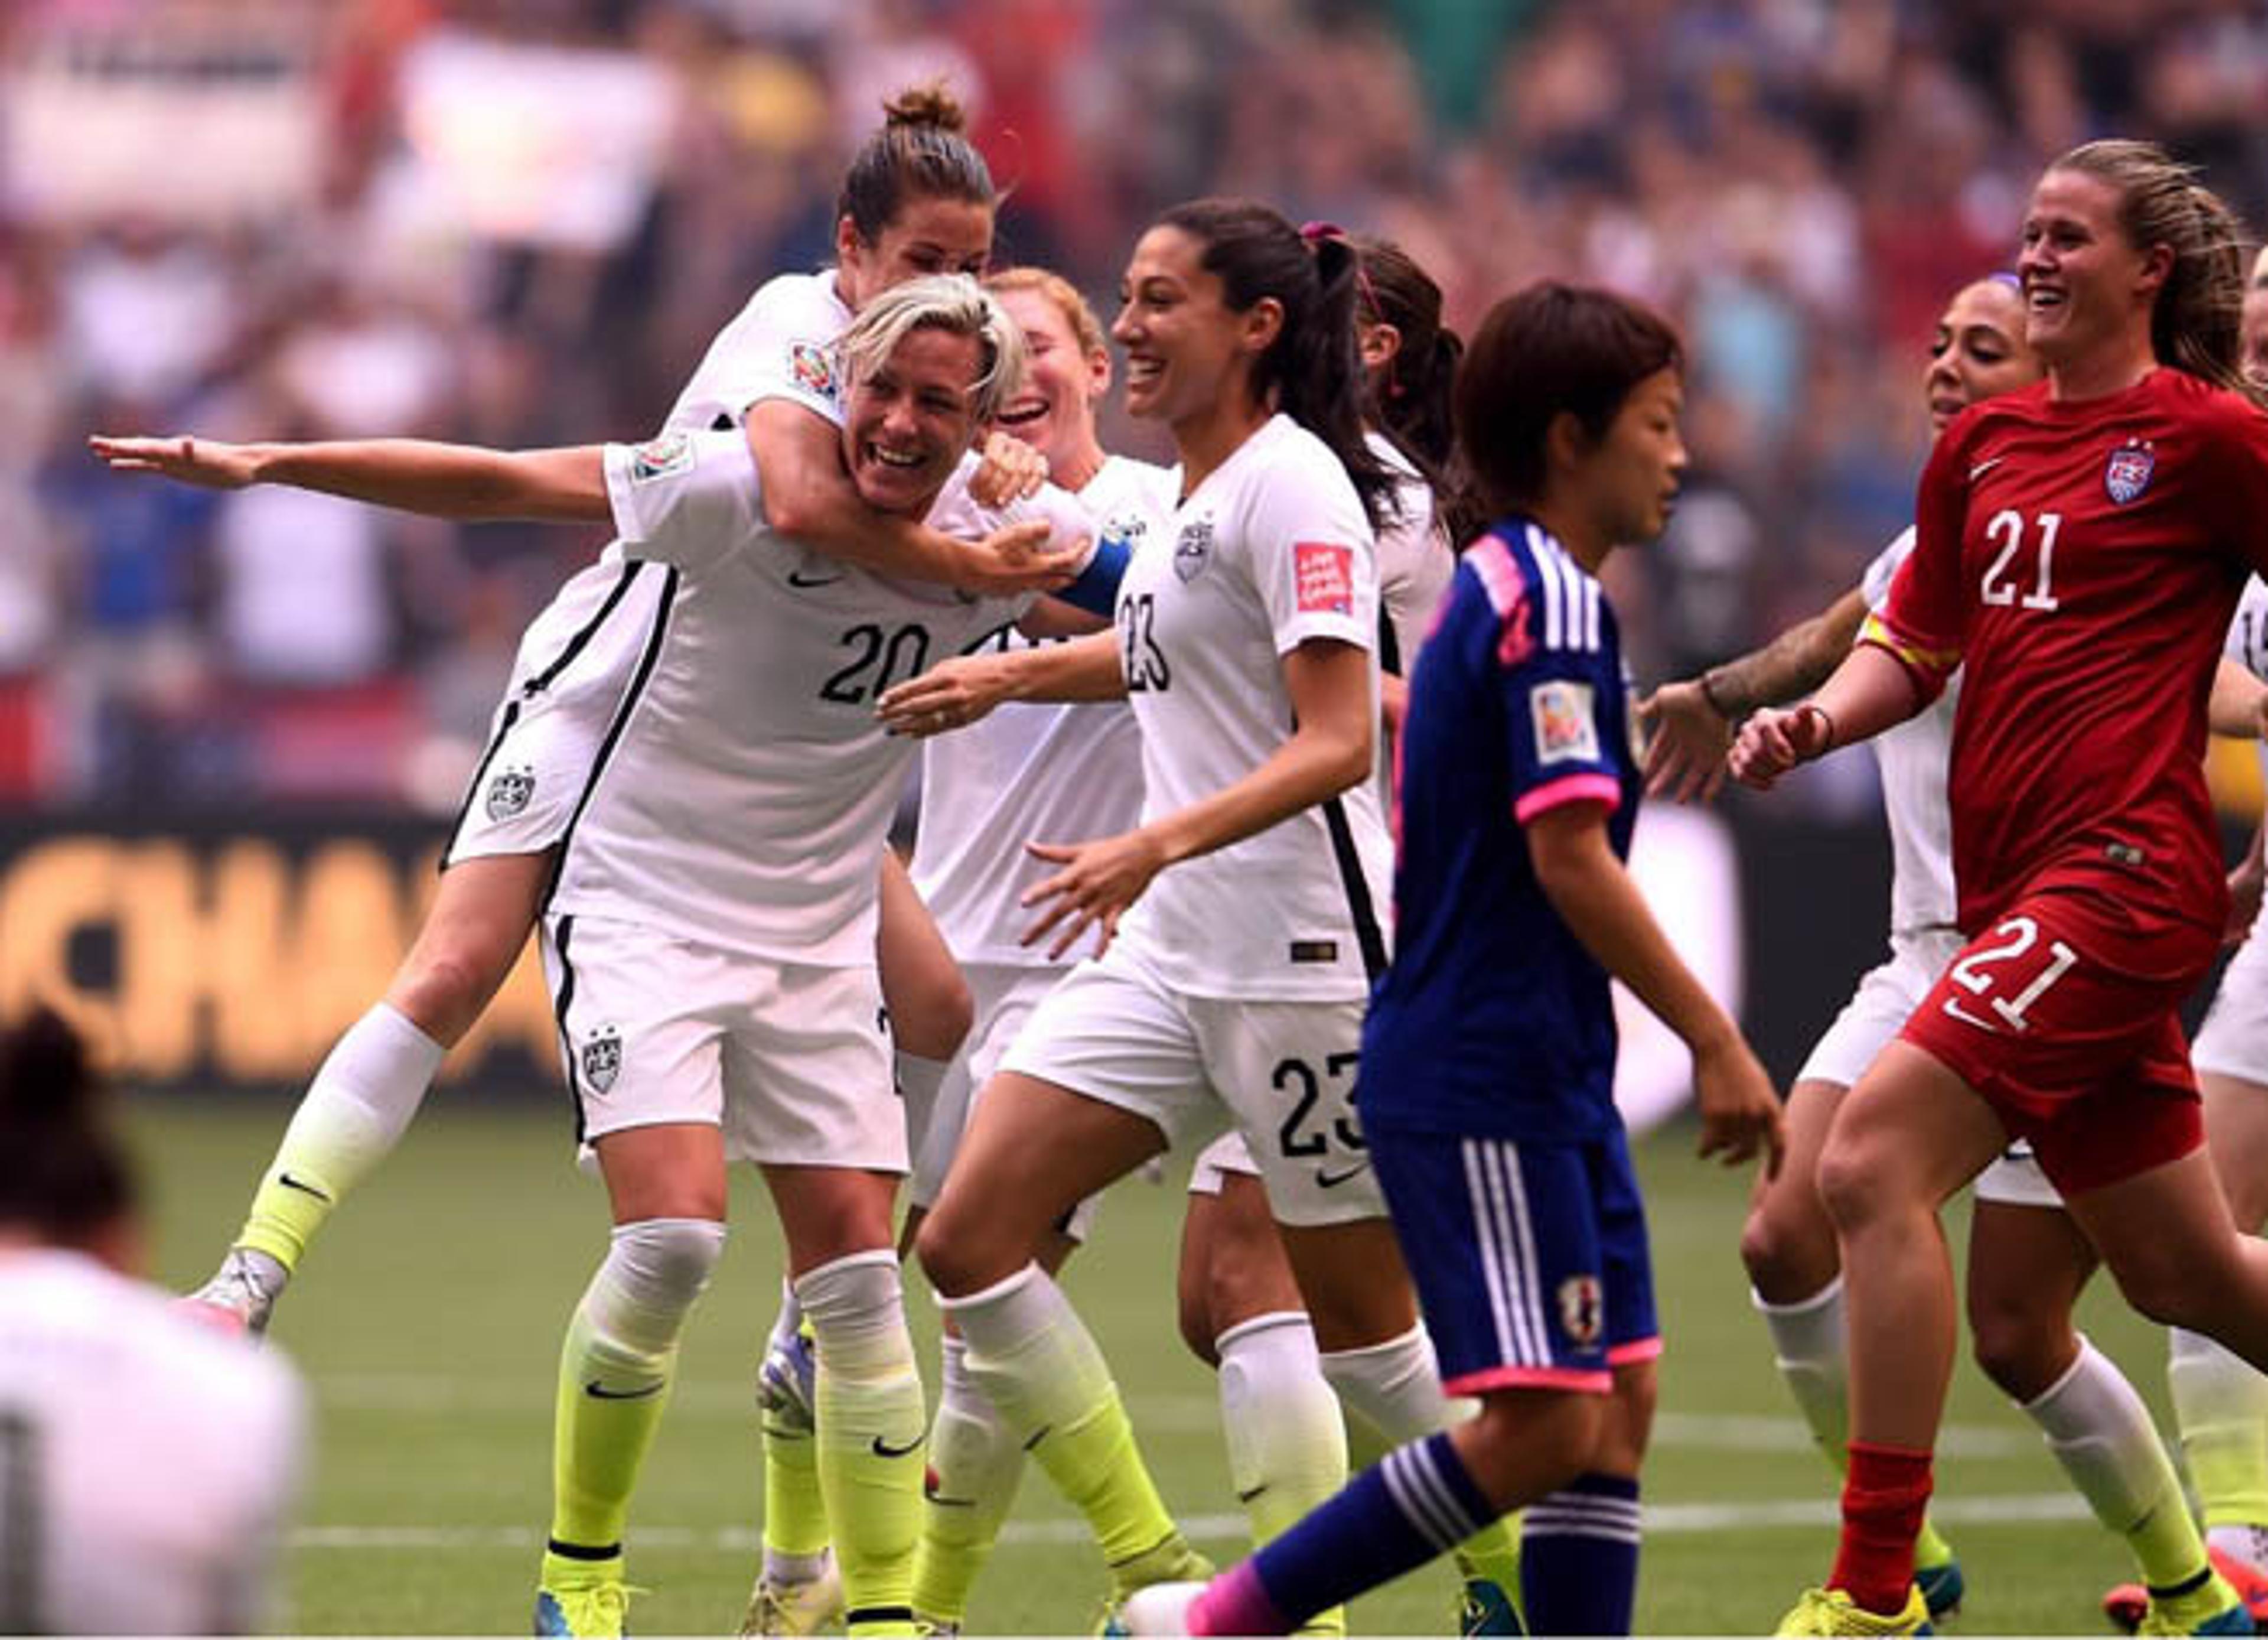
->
96;279;1104;1640
0;1008;305;1634
164;86;1063;1349
1648;275;2264;1634
878;199;1521;1626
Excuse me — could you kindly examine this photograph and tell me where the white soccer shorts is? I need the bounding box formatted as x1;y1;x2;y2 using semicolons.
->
540;913;905;1171
2193;913;2268;1084
1002;939;1384;1226
1795;928;1966;1090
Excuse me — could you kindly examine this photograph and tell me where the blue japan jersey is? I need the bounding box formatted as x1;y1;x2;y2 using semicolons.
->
1360;518;1640;1142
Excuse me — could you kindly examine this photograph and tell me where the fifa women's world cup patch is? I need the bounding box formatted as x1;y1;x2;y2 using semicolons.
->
2104;438;2155;505
629;432;693;483
1294;541;1355;614
1531;679;1600;764
790;340;840;402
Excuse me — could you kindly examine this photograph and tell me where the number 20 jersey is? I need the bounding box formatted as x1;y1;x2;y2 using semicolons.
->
1870;369;2268;947
547;429;1079;966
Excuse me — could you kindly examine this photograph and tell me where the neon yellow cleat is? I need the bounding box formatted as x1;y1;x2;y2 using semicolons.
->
2137;1570;2251;1636
533;1564;637;1638
1775;1584;1931;1636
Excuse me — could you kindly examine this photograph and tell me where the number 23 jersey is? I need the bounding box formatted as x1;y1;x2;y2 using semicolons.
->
1873;369;2268;946
549;429;1070;965
1109;413;1392;1003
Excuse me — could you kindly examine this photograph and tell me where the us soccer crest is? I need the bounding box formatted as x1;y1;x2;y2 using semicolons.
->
581;1024;622;1095
1101;510;1149;557
484;764;536;821
2104;439;2155;505
1174;518;1213;583
1557;1273;1604;1348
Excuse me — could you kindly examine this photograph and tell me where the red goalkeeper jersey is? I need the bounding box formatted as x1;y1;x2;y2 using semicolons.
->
1865;369;2268;961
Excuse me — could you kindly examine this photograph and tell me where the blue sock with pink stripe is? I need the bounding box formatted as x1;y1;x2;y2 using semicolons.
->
1189;1432;1496;1635
1521;1472;1641;1634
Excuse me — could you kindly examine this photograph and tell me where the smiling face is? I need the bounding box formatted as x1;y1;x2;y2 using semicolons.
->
839;326;986;515
1566;367;1687;548
1110;225;1276;428
837;195;994;311
990;284;1108;474
1924;278;2041;438
2018;168;2171;372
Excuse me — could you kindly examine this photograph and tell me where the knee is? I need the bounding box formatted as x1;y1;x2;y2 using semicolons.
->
915;1208;995;1301
1814;1132;1905;1238
794;1249;914;1370
589;1216;728;1352
1740;1186;1829;1296
1966;1290;2070;1401
1464;1391;1602;1504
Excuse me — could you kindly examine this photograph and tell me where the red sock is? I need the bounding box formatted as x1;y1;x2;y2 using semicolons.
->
1830;1441;1933;1617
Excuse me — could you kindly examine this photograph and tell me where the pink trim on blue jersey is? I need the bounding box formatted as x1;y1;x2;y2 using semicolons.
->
1445;1362;1614;1396
1514;771;1622;824
1467;531;1535;668
1606;1338;1663;1366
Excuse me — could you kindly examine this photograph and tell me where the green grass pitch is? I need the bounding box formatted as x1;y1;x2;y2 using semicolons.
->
131;1098;2173;1634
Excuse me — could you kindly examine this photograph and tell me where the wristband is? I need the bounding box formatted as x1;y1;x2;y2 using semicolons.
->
1698;667;1739;718
1795;702;1837;759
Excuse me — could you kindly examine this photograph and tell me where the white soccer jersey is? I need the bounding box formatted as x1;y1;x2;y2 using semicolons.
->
1368;431;1454;678
0;1249;306;1634
550;428;1086;965
912;454;1174;966
1110;414;1392;1001
665;269;851;435
2227;575;2268;782
1862;526;1959;934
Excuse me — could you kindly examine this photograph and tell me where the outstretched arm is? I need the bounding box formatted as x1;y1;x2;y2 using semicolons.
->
1729;641;1928;790
1640;587;1869;803
89;434;610;523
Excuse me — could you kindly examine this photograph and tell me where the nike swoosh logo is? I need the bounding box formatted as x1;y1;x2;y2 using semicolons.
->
1236;1483;1269;1504
1316;1161;1371;1189
1940;996;2005;1035
1968;455;2006;481
926;1493;977;1509
278;1172;333;1202
1021;1424;1052;1452
870;1433;924;1459
585;1380;664;1401
787;568;843;589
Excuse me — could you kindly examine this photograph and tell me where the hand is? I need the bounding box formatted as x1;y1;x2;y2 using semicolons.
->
1728;704;1831;791
951;517;1084;596
1638;679;1732;803
87;433;260;489
967;429;1049;508
1018;828;1168;959
2228;856;2264;946
1692;1032;1784;1177
876;654;1014;737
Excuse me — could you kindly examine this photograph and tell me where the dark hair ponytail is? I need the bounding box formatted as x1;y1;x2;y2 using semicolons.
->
1155;199;1396;528
1349;233;1479;539
0;1008;135;1247
836;82;997;248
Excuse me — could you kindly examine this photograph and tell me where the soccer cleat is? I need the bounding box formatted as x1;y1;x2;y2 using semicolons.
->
1097;1538;1214;1635
533;1574;636;1638
178;1246;287;1338
1457;1574;1525;1636
1912;1553;1964;1621
2107;1561;2266;1636
1775;1584;1933;1636
913;1619;962;1638
757;1324;820;1439
1103;1580;1204;1636
739;1553;845;1638
2136;1570;2251;1636
2206;1546;2268;1627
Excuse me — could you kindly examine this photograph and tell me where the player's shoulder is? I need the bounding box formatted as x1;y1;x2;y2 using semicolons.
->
1944;379;2053;450
2159;369;2268;444
734;268;850;331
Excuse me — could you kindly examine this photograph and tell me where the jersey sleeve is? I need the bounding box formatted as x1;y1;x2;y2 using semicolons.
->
602;428;765;571
677;276;848;430
1494;559;1626;826
1859;431;1969;701
2199;398;2268;580
1248;442;1379;656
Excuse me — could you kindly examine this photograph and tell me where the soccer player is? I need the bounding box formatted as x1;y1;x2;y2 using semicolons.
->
1731;140;2268;1637
1112;278;1781;1638
164;81;1058;1345
1164;230;1522;1634
879;199;1420;1623
0;1007;307;1632
96;276;1103;1640
1651;272;2254;1634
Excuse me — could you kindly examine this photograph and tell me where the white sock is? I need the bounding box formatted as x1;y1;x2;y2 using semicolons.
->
1752;1278;1849;1466
279;1003;442;1190
1217;1312;1347;1544
2024;1336;2201;1586
1317;1323;1456;1442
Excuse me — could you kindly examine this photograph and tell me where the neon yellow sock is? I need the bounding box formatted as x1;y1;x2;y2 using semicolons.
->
764;1418;832;1559
911;1338;1024;1625
2172;1328;2268;1531
552;1306;674;1552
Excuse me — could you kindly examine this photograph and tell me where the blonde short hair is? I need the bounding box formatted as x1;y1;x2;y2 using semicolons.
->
839;274;1026;424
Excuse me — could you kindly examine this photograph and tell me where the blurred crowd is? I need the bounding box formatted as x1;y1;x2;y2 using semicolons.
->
5;0;2267;813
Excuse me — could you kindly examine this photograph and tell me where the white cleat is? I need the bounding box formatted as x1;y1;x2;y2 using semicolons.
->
178;1247;287;1338
1108;1581;1205;1636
